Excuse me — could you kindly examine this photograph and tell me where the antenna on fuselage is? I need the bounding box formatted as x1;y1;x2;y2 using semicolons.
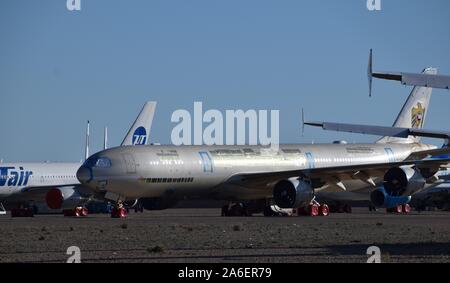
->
104;126;108;150
85;120;90;161
301;108;305;137
368;49;373;97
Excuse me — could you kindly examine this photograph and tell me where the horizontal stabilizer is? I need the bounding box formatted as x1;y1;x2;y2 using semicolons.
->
372;71;450;90
304;120;450;141
367;49;450;96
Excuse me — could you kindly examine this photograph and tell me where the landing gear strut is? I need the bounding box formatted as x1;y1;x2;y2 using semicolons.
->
111;201;128;218
0;203;6;215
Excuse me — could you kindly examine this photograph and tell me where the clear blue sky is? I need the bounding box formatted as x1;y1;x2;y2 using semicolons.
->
1;0;449;162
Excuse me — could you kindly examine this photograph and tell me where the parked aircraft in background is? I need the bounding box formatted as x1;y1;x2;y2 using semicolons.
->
0;102;156;217
77;68;450;218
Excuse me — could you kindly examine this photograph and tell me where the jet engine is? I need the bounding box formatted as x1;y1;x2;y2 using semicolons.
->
45;187;89;210
371;167;425;208
273;178;314;208
383;167;426;196
141;197;179;210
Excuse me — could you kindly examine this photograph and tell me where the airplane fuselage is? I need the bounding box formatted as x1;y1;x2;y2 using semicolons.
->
0;163;80;199
79;142;436;201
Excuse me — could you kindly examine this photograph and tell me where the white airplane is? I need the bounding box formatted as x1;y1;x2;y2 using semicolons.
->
77;68;450;218
0;102;157;217
305;51;450;212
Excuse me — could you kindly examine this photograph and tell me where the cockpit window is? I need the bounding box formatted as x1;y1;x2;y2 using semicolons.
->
84;156;112;168
95;157;112;168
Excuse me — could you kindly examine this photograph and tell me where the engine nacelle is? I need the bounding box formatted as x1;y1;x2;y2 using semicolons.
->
384;167;426;197
141;197;178;210
46;188;87;210
273;178;314;208
370;188;412;208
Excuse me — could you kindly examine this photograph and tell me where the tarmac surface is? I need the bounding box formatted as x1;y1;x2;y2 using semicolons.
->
0;208;449;263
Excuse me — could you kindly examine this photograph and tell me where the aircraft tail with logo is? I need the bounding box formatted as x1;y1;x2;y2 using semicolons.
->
377;68;437;144
121;101;157;146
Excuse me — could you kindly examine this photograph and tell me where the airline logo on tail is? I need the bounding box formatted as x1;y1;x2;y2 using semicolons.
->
411;103;425;128
0;167;33;187
132;127;147;145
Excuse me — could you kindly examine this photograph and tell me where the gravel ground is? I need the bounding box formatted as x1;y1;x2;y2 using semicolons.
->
0;208;449;263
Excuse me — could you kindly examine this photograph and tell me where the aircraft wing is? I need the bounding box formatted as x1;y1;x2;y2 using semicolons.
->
20;183;80;193
405;148;450;161
225;158;450;191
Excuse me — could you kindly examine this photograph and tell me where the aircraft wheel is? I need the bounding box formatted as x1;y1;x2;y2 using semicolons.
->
221;205;230;217
111;207;127;218
343;204;352;213
81;207;88;217
308;204;319;217
229;204;245;217
319;204;330;216
402;204;411;214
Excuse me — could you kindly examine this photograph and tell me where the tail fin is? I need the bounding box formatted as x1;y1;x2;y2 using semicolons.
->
121;101;157;146
378;68;437;144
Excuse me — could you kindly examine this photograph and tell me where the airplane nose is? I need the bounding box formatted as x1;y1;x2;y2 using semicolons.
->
77;166;93;184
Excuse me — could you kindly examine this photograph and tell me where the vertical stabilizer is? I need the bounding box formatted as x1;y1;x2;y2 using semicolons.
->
121;102;157;146
378;68;436;144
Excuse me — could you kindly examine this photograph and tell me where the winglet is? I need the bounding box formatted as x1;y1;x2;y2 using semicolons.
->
84;120;90;161
368;49;373;97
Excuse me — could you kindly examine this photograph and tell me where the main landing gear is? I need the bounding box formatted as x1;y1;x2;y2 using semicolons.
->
386;204;411;214
221;202;252;217
11;207;35;217
111;201;128;218
221;200;332;217
292;201;330;217
329;203;353;214
11;204;36;217
63;207;89;217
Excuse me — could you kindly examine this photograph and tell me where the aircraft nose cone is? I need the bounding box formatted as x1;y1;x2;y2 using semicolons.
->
77;166;92;184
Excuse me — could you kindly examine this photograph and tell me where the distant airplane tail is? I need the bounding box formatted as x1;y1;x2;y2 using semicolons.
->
377;68;437;144
121;101;157;146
